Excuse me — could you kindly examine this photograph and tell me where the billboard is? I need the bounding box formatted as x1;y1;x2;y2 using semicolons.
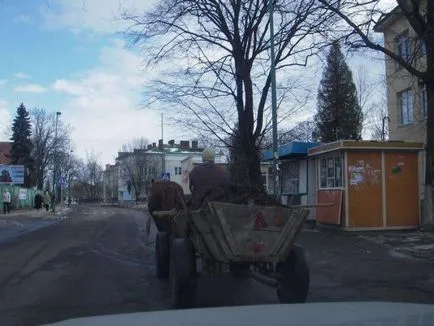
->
0;165;25;184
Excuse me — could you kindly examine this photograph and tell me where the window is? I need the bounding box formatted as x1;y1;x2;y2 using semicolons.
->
175;167;178;175
179;167;182;175
399;89;413;125
282;161;299;194
396;33;411;64
420;39;427;56
261;173;267;190
319;155;343;189
421;85;427;118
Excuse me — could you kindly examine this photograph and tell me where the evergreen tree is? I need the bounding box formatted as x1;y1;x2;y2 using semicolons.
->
10;103;34;187
314;42;363;142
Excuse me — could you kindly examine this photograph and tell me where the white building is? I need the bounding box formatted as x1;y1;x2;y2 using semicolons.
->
148;140;224;195
109;139;225;204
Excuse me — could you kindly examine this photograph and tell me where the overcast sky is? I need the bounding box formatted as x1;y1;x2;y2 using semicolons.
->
0;0;388;166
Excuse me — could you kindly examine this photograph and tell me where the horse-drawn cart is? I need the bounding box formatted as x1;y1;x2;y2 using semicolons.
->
151;199;310;308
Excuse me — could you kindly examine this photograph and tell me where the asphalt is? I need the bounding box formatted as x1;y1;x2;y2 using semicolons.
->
0;205;432;326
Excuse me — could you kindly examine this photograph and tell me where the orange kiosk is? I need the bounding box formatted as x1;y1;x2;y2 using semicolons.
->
308;140;424;230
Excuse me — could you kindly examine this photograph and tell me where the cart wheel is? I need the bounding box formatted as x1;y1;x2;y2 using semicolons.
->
155;232;170;279
276;245;309;304
170;238;197;309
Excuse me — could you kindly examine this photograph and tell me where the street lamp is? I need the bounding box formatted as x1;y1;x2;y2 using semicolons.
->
269;0;279;199
52;111;61;212
68;150;73;207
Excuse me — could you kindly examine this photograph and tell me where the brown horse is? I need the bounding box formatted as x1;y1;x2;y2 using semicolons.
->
146;179;185;236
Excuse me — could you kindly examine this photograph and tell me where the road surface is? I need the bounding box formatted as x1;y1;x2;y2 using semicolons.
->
0;205;433;325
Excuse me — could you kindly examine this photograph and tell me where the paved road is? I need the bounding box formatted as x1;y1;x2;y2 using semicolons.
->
0;205;433;325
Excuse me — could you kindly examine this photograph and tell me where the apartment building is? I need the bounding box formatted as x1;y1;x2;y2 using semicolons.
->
374;2;427;200
374;3;428;142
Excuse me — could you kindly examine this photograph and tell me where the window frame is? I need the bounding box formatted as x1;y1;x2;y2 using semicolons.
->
399;88;413;126
395;31;411;67
318;154;344;190
421;85;427;119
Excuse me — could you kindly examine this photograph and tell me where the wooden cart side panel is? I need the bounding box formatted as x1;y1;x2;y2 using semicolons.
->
272;209;309;260
347;152;383;228
211;203;238;258
385;152;419;227
208;202;308;261
270;208;308;256
190;210;230;262
208;203;235;261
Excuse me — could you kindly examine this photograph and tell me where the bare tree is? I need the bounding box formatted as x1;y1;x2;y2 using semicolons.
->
318;0;434;222
354;65;379;130
76;151;103;201
31;108;71;190
119;138;161;202
123;0;335;188
262;119;318;149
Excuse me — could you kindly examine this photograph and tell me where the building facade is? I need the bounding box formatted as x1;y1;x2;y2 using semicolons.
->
374;2;427;199
103;164;119;203
374;3;427;143
105;140;225;204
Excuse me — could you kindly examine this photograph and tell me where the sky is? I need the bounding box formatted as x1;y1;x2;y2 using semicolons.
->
0;0;386;166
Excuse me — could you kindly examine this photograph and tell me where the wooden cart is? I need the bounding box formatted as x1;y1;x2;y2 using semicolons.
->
152;201;310;308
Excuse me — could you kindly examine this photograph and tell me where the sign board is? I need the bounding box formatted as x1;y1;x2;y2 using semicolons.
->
18;188;27;200
58;176;67;185
0;165;25;184
161;172;170;181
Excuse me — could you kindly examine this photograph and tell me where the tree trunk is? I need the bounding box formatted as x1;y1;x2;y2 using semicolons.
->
230;127;263;191
423;79;434;226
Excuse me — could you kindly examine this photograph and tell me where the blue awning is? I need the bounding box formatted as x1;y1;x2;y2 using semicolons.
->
262;141;320;161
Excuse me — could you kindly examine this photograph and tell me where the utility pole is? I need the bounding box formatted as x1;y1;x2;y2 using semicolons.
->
161;112;165;178
52;111;61;212
269;0;279;199
68;150;73;207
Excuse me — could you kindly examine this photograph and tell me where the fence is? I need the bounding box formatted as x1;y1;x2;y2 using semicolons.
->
0;184;42;210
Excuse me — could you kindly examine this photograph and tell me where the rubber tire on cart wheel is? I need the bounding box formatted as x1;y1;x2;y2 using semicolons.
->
276;245;309;304
170;238;197;309
155;232;170;279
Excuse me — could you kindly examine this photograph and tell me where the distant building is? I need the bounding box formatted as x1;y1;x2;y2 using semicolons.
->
106;139;225;204
103;164;119;203
146;139;225;195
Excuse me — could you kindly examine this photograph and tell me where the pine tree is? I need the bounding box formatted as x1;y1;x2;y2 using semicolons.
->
314;42;363;142
10;103;34;187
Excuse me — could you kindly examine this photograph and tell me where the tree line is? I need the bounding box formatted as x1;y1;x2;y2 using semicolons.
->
8;103;103;201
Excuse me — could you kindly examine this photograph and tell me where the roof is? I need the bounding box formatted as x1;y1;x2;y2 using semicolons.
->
262;141;320;161
373;5;401;32
308;140;424;157
0;142;12;164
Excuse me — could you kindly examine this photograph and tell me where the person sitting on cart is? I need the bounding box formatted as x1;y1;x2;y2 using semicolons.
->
189;147;230;208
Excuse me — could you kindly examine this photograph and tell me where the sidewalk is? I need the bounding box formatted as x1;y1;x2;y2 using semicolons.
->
358;230;434;260
0;205;71;220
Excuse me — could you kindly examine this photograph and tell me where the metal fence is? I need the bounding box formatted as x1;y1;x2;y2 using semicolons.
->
0;185;42;210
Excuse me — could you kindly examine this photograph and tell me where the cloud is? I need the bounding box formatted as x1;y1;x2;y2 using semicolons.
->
0;99;11;140
14;15;33;24
14;72;31;79
0;80;6;87
14;84;47;93
51;40;174;164
40;0;154;35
